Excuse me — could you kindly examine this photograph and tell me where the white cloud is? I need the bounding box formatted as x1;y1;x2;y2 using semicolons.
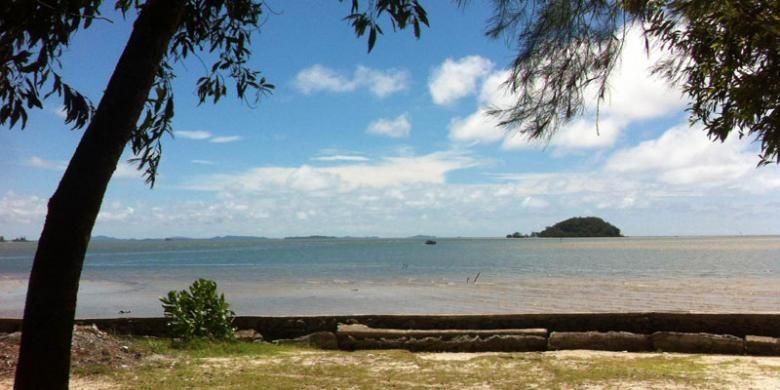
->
429;56;494;105
313;155;370;162
192;160;216;165
596;27;685;120
449;109;506;144
293;64;352;94
89;159;780;238
113;162;144;179
98;201;136;222
0;192;46;225
448;71;513;144
14;133;777;238
552;118;622;149
175;130;241;144
294;65;409;97
503;117;622;150
184;151;480;193
367;113;411;138
25;156;65;170
605;124;759;187
209;135;242;144
176;130;212;140
449;26;687;153
355;66;409;97
521;196;549;209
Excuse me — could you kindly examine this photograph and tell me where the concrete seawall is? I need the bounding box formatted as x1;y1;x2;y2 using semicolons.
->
2;312;779;340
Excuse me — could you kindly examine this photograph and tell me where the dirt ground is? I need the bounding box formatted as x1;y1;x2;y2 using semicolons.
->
0;325;142;389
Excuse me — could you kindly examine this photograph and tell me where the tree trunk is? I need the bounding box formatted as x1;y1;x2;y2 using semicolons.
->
14;1;184;388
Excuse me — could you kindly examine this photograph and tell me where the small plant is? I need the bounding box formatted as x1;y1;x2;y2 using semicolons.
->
160;278;235;341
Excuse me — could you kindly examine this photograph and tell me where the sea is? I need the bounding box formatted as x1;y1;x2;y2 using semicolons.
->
1;236;779;318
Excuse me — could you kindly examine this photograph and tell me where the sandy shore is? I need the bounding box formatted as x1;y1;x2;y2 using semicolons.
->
2;273;780;318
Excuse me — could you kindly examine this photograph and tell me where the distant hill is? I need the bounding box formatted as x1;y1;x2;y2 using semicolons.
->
210;235;268;240
408;235;437;239
535;217;622;238
284;235;336;240
91;235;120;241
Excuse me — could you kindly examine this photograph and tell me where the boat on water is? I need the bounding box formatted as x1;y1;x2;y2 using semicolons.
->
424;240;437;245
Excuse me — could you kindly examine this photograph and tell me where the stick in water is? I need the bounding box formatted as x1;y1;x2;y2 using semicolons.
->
473;272;480;284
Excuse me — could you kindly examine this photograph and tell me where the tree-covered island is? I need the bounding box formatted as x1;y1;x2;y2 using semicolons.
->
508;217;622;238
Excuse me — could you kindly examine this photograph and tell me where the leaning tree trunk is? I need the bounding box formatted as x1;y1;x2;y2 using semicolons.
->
14;1;185;388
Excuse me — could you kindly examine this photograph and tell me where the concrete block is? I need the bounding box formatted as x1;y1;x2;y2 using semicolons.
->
652;332;744;355
746;335;780;356
548;331;652;352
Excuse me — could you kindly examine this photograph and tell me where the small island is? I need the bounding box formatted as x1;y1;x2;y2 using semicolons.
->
507;216;622;238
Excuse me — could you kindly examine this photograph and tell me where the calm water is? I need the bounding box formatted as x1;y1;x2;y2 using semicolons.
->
1;236;779;317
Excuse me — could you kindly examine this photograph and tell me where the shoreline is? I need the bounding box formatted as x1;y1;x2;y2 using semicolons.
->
2;273;780;318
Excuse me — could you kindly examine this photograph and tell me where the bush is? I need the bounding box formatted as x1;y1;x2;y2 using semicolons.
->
160;278;235;341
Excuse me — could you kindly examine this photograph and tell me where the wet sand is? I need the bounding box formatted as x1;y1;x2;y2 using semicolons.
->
1;273;778;318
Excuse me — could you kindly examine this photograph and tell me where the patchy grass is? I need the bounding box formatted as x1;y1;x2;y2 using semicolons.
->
69;339;780;389
129;337;301;358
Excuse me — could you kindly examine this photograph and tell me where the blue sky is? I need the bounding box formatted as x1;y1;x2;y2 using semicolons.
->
1;1;779;239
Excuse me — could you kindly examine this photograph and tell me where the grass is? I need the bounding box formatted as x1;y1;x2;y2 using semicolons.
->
72;338;778;389
129;337;302;358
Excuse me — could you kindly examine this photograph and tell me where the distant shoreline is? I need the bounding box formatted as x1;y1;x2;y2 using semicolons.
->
4;234;780;243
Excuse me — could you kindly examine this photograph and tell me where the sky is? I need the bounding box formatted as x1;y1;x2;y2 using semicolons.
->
1;1;779;239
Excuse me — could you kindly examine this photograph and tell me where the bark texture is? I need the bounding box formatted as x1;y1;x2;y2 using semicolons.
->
14;1;185;388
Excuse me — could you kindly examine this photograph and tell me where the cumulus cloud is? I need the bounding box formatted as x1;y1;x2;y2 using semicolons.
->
429;56;494;105
597;28;685;120
98;201;136;223
366;113;411;138
294;64;409;97
0;192;46;225
113;162;144;179
450;26;686;153
521;196;549;209
13;130;779;238
184;151;480;193
605;124;759;188
448;71;512;144
90;154;780;238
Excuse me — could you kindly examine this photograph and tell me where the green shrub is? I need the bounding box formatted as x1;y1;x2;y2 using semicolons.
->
160;278;235;341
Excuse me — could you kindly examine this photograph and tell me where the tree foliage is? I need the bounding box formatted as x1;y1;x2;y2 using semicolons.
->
486;0;780;164
536;216;622;237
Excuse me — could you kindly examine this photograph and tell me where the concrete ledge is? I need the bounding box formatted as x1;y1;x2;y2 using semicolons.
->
28;312;775;340
548;331;652;352
337;324;548;339
338;334;547;352
2;312;779;356
335;324;549;352
746;335;780;356
652;332;745;355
